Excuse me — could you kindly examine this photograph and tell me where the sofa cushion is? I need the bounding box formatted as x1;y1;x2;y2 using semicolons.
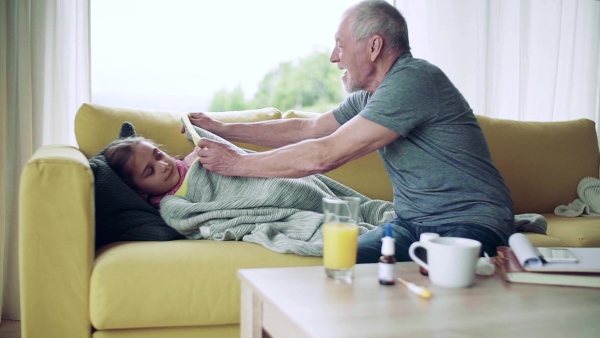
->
281;109;321;119
75;103;282;158
525;232;572;247
542;214;600;247
476;116;599;214
90;241;321;330
75;104;284;248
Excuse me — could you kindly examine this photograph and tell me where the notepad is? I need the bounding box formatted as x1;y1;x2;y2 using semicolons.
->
508;233;600;273
495;246;600;288
537;247;578;263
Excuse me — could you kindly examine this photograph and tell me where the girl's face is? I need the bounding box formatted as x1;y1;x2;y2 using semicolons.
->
128;141;180;196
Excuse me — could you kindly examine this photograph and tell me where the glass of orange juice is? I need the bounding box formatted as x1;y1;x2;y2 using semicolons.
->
322;196;360;281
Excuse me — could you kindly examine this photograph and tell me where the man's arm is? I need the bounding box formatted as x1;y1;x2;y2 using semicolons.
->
188;111;340;148
196;115;401;178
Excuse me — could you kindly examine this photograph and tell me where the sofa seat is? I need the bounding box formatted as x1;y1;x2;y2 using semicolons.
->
91;241;321;331
539;214;600;247
526;214;600;248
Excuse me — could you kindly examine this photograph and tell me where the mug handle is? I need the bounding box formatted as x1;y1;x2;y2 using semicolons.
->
408;241;429;271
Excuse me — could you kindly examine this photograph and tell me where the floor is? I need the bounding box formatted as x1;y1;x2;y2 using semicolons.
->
0;320;21;338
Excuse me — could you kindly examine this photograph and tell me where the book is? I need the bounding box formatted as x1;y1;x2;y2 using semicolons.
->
508;233;600;273
495;246;600;288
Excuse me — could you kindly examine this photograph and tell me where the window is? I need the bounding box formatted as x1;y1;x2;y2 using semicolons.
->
91;0;364;113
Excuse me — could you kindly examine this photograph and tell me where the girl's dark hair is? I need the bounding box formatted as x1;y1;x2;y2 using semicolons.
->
104;137;157;189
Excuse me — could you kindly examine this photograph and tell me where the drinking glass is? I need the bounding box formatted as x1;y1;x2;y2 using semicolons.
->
322;196;360;280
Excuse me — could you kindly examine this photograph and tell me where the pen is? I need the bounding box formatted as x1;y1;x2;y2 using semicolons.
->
397;277;433;299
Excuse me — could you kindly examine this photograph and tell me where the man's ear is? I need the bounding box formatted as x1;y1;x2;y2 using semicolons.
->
369;35;383;61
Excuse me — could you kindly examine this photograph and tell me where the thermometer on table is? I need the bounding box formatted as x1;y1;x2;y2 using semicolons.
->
397;277;433;299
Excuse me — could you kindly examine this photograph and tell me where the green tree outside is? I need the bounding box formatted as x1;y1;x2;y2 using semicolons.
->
208;50;345;113
208;85;247;112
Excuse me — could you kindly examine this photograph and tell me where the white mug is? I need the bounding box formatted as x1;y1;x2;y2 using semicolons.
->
409;237;482;288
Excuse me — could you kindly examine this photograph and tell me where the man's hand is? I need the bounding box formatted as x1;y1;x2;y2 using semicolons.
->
180;112;223;134
195;138;244;176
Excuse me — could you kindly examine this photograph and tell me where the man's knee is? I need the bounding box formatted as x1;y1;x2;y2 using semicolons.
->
356;226;385;264
356;222;417;263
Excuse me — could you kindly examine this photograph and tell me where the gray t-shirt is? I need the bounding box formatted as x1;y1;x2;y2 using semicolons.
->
332;52;514;242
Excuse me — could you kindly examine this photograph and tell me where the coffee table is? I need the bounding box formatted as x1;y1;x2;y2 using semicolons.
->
238;262;600;337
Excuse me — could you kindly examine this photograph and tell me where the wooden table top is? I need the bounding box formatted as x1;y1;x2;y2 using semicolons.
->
238;262;600;338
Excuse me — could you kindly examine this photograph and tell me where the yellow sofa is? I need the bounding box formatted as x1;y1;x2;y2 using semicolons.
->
19;103;600;338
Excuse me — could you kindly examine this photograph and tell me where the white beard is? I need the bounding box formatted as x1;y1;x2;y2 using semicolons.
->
342;70;362;93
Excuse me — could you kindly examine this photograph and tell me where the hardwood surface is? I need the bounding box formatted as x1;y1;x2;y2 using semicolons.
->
239;262;600;338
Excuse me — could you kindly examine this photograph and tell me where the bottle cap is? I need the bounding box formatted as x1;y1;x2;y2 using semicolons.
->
381;224;395;255
385;224;393;237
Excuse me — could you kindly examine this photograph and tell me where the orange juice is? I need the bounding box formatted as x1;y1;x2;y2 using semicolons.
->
323;222;359;269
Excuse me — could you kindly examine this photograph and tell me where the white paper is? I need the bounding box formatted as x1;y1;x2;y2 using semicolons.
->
508;233;600;273
508;233;544;268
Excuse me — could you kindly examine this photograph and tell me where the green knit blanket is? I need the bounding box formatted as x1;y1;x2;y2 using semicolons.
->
159;125;395;256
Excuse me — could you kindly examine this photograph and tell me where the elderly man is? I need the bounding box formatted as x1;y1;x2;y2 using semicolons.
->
190;0;514;262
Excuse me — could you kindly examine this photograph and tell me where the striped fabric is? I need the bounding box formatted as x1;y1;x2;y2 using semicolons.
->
160;124;395;256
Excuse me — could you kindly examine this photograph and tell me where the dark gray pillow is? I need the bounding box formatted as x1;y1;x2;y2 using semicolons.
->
90;122;184;249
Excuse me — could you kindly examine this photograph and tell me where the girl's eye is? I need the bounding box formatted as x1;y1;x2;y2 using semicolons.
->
143;167;154;178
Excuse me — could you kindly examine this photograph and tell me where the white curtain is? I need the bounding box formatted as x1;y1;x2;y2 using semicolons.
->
0;0;90;321
396;0;600;125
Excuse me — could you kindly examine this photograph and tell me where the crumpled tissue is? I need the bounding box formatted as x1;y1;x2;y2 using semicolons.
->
476;252;495;276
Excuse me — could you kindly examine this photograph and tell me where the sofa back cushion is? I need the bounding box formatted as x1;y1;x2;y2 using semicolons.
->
75;104;285;247
476;115;599;214
75;103;282;158
76;104;394;201
76;104;598;214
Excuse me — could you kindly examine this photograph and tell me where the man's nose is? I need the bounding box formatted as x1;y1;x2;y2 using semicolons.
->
329;49;339;63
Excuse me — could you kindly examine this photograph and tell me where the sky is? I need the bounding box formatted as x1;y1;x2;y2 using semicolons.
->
91;0;362;111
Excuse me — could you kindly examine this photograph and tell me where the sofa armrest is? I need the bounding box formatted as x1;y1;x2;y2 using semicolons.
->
19;145;94;338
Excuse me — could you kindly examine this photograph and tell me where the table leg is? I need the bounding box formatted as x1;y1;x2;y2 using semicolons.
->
240;283;263;338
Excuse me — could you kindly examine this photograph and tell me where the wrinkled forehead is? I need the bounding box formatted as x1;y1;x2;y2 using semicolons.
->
335;10;356;42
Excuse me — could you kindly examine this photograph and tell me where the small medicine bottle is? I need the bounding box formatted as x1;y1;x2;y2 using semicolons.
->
378;224;396;285
417;233;439;276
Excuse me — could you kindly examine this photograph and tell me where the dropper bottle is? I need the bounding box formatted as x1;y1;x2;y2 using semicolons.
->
378;224;396;285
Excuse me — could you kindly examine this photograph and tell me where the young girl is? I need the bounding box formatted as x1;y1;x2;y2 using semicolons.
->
103;131;396;256
104;136;199;209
